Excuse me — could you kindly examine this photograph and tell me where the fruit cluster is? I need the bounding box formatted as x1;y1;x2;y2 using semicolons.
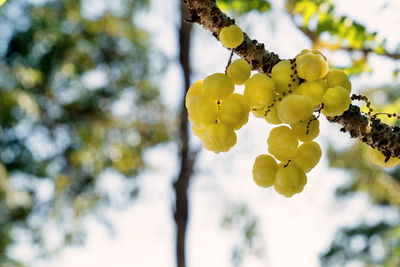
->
185;24;399;197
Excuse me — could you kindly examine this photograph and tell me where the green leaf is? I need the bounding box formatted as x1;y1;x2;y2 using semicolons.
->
217;0;271;14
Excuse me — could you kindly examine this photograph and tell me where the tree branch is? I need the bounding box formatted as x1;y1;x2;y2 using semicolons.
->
184;0;280;73
173;3;198;267
183;0;400;158
292;23;400;61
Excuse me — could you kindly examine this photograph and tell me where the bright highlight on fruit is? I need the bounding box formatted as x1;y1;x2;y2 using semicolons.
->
296;50;329;81
185;80;203;108
219;25;244;48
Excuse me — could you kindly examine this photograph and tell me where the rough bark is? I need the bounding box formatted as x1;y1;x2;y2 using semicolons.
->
182;0;400;158
173;3;198;267
183;0;280;73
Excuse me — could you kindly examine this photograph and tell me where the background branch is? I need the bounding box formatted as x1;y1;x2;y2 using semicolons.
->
183;0;400;158
173;3;198;267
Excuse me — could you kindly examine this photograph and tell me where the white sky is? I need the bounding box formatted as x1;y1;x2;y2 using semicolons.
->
9;0;400;267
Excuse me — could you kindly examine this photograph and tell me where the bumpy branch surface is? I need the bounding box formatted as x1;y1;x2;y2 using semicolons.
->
183;0;400;158
183;0;280;73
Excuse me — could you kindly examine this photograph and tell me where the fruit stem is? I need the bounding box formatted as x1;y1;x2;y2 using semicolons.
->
284;160;291;168
224;49;234;75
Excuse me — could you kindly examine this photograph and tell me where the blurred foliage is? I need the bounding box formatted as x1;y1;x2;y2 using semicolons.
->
217;0;271;15
320;84;400;266
221;202;265;267
0;0;168;265
280;1;400;266
285;0;399;76
286;0;385;50
214;0;400;266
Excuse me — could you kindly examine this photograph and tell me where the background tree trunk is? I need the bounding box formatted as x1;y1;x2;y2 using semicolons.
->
173;2;197;267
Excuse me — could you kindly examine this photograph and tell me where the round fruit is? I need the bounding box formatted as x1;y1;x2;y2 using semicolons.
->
187;95;218;127
290;115;320;142
271;60;299;93
296;51;329;81
201;123;237;153
274;164;307;198
219;25;244;48
244;73;276;109
325;69;351;92
267;126;298;162
293;141;322;173
252;154;278;188
368;147;400;168
226;59;251;85
321;86;351;117
191;124;206;139
185;80;204;108
277;94;314;124
203;73;234;101
219;94;249;130
252;107;265;119
264;104;282;125
294;79;326;106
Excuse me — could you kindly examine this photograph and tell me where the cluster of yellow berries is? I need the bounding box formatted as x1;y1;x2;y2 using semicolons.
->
185;24;399;197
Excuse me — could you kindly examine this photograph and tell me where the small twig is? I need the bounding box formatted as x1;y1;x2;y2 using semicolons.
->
373;112;400;120
351;94;373;117
284;160;291;168
224;49;235;75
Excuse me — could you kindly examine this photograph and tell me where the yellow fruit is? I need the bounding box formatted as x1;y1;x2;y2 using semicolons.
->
219;25;244;48
293;141;322;173
203;73;234;101
252;154;278;188
321;86;351;117
277;94;314;124
325;69;351;92
264;104;282;125
368;147;400;168
244;73;276;109
185;80;204;108
290;115;319;142
252;107;265;119
274;164;307;198
219;94;249;130
251;105;281;124
201;123;237;153
296;51;329;81
271;60;299;93
267;126;298;162
297;49;327;60
191;124;206;139
294;79;326;106
227;59;251;85
187;95;218;127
